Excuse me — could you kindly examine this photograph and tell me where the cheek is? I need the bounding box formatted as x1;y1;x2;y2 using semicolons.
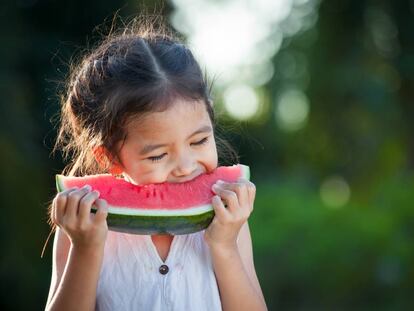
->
206;140;219;169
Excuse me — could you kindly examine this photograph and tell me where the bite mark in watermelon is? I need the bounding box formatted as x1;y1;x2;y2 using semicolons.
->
56;164;250;235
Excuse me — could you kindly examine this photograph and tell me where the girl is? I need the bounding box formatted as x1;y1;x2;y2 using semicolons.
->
45;21;267;311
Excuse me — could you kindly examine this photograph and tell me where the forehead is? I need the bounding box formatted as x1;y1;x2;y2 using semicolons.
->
125;99;212;140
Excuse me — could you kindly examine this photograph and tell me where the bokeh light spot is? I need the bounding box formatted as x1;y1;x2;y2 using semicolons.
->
223;85;260;120
320;176;351;208
275;89;309;131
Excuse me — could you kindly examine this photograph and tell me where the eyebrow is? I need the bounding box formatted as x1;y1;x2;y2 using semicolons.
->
139;125;212;155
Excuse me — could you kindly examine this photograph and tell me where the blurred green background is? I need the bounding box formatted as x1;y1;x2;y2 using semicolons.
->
1;0;414;310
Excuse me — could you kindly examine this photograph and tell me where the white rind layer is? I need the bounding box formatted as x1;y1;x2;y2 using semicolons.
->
101;203;214;216
241;165;251;180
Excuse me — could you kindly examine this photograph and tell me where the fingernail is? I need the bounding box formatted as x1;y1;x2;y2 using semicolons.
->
216;180;224;185
212;184;219;192
83;184;92;191
94;190;100;196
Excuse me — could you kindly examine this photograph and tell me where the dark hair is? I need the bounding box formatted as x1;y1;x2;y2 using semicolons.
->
54;20;238;177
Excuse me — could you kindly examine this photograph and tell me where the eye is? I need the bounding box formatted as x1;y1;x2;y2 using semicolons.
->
148;153;167;162
192;137;209;146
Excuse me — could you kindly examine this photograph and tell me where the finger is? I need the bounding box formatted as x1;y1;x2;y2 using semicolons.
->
78;190;101;225
237;178;256;211
211;195;230;220
216;180;249;206
245;181;256;208
213;188;239;213
234;178;256;206
65;185;92;221
57;186;80;196
93;199;109;224
54;187;79;225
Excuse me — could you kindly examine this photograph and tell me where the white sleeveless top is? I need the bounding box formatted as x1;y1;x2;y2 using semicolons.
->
96;230;222;311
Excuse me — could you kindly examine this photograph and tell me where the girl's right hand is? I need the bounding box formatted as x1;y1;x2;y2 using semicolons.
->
51;185;109;249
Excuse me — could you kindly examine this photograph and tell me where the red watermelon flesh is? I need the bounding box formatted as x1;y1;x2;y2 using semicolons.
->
57;164;249;210
55;164;250;235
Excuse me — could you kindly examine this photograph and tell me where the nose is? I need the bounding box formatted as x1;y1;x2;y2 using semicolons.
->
172;152;197;178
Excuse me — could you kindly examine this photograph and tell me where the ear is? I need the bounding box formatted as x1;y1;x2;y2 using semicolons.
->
93;146;105;167
93;146;123;175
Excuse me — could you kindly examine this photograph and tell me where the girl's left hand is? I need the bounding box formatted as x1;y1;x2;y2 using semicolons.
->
204;178;256;249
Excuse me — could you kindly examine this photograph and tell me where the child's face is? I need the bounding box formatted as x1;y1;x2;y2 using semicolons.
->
116;98;218;185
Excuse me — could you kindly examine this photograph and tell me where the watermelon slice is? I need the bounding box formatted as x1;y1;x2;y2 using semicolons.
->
56;164;250;235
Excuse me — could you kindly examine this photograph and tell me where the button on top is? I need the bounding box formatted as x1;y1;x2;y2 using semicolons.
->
159;264;169;275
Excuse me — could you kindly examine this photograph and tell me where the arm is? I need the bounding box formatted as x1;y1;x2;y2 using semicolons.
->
209;222;267;311
46;228;105;311
205;179;267;311
45;187;108;311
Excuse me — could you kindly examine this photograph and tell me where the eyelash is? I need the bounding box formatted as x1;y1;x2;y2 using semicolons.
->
193;137;209;146
148;137;209;162
148;154;166;162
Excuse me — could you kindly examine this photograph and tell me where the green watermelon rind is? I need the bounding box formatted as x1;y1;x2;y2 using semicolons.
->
96;210;215;235
55;164;250;235
241;164;250;180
